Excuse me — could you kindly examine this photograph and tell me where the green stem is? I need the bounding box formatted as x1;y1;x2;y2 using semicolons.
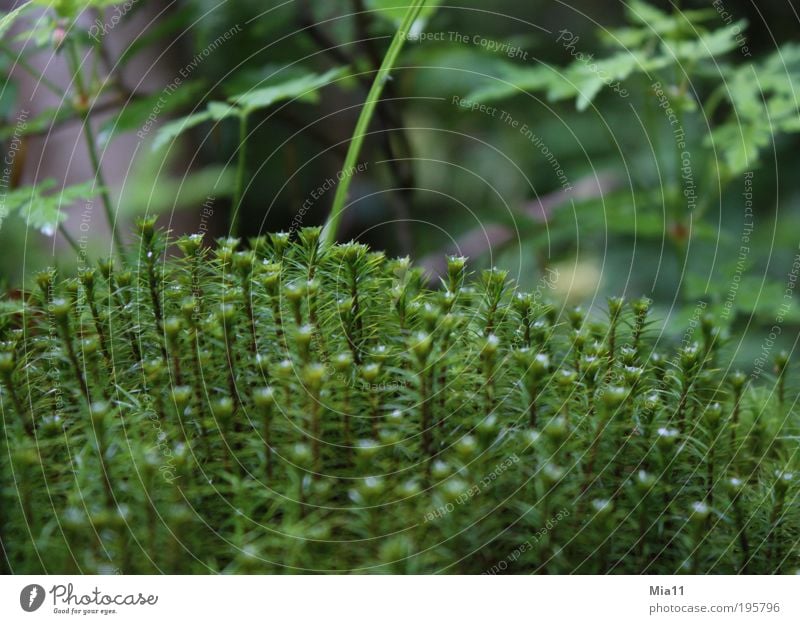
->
421;370;432;458
766;495;785;568
242;279;257;355
59;322;90;404
637;494;648;561
84;118;124;258
310;395;321;477
732;502;750;573
66;40;125;260
84;281;112;366
58;223;82;256
527;382;538;428
263;403;273;481
702;84;726;121
145;250;168;363
321;0;426;246
342;382;352;462
731;389;741;449
2;373;32;434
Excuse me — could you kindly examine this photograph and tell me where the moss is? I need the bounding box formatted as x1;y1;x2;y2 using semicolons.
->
0;225;797;573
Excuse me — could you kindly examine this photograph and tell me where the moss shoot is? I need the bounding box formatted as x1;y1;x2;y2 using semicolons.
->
0;223;797;573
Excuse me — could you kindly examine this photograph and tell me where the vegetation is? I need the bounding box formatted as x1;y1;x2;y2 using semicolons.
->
0;0;798;575
1;223;796;573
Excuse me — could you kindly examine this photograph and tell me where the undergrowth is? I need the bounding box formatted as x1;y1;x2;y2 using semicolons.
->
0;222;797;574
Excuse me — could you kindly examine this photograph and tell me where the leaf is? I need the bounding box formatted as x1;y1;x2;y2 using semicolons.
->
366;0;442;31
559;51;648;110
0;2;32;39
599;27;650;49
31;0;119;19
624;0;671;28
98;81;206;147
221;64;316;99
29;181;100;235
0;179;100;235
0;105;73;141
466;50;654;110
228;67;347;115
13;13;59;50
465;62;555;104
157;101;238;145
624;0;716;34
667;20;748;61
151;68;347;151
207;101;239;120
150;110;214;152
469;3;746;111
703;43;800;175
707;122;772;173
1;180;57;230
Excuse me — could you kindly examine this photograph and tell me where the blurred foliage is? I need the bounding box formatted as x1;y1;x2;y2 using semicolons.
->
0;0;797;370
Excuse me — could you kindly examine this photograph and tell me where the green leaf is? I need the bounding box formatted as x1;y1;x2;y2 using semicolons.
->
1;179;100;235
559;51;647;110
228;67;347;116
707;122;772;173
1;180;57;233
98;81;206;147
152;68;347;152
221;64;316;99
33;181;98;235
366;0;441;31
0;3;32;39
207;101;239;120
465;62;555;104
624;0;671;28
0;106;73;141
704;43;800;175
667;20;748;61
598;26;651;49
13;13;59;50
150;100;244;152
490;4;746;111
624;0;716;34
150;110;213;152
466;49;657;110
31;0;119;19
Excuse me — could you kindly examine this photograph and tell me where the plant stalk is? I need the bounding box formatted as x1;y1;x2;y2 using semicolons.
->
66;40;125;260
321;0;427;246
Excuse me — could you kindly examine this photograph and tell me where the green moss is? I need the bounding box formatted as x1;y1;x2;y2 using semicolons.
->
0;225;797;573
